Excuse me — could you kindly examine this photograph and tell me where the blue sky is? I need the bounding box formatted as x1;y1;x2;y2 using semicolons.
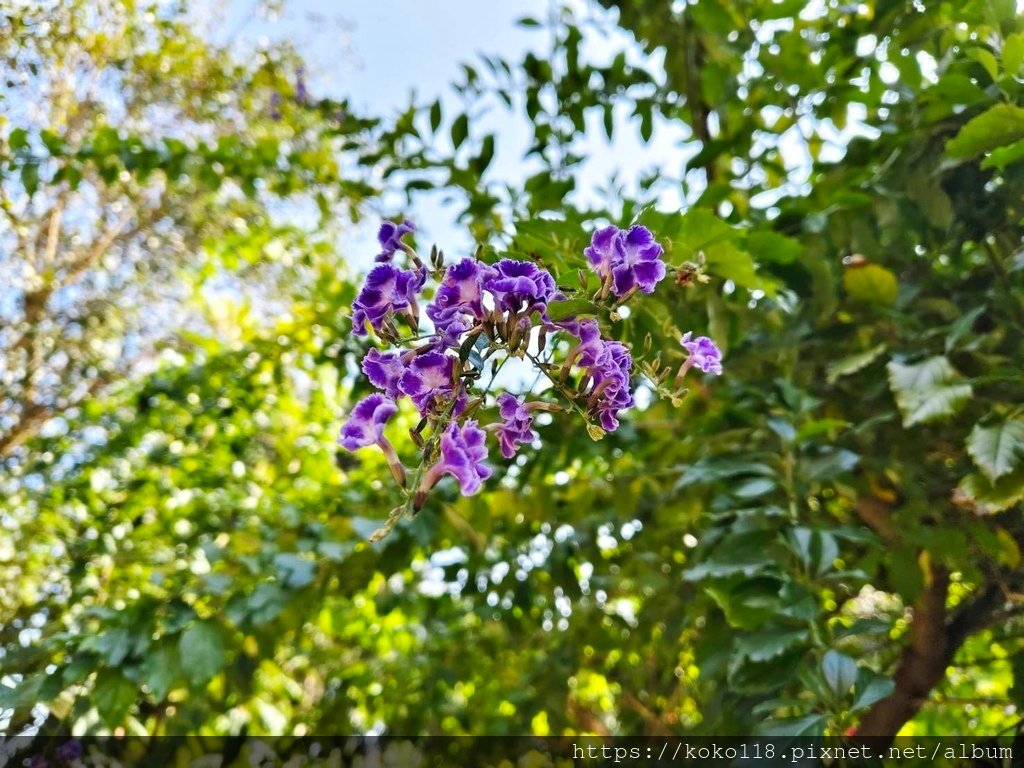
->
217;0;694;269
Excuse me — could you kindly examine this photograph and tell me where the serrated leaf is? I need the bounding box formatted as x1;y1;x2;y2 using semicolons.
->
946;104;1024;159
684;533;781;581
93;671;137;726
826;344;887;384
958;467;1024;514
887;357;973;427
967;420;1024;482
178;621;227;686
822;650;858;697
843;263;898;305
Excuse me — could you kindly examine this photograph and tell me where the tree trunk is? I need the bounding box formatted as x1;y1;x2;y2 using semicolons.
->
857;568;1003;743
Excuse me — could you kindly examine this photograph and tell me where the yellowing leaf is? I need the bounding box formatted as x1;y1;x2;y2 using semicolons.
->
843;263;898;305
957;467;1024;514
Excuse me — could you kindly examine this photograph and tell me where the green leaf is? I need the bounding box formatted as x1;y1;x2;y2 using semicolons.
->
745;231;802;264
967;420;1024;482
734;627;808;663
753;714;828;737
428;101;442;133
684;533;781;581
178;621;227;686
980;137;1024;170
1004;33;1024;74
967;47;999;80
546;298;598;322
852;675;895;711
274;552;316;588
93;670;137;726
822;650;858;697
946;104;1024;159
887;357;973;427
906;174;954;229
21;162;40;196
0;675;42;709
826;344;887;384
843;263;898;305
451;113;469;149
473;134;495;174
640;208;734;255
703;242;778;296
958;467;1024;514
795;418;850;442
705;577;783;630
141;643;181;701
9;127;29;150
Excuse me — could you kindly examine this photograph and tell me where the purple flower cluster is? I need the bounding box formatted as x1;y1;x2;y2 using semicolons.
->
426;258;494;342
484;259;562;315
424;257;562;349
494;393;536;458
420;420;492;499
337;217;721;526
566;320;635;430
585;224;666;297
351;263;424;337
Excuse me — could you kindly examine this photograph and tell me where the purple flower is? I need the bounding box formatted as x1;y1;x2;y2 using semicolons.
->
426;258;495;341
361;349;407;400
587;340;634;430
483;259;561;315
295;66;309;104
56;740;83;764
376;219;415;262
585;224;665;296
421;420;492;498
494;393;536;458
584;225;619;279
338;394;397;450
351;264;424;336
399;351;457;413
680;332;723;375
562;322;634;431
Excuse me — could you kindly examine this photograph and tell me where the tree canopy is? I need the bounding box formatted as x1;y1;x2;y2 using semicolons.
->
2;0;1024;748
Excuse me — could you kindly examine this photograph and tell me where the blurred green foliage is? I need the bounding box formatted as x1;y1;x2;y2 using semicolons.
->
1;0;1023;745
